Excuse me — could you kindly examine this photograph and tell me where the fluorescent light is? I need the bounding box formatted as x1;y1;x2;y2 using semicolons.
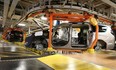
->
40;16;47;20
111;13;116;17
60;20;69;23
18;23;26;26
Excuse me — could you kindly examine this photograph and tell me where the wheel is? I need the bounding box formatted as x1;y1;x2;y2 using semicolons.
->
34;40;44;51
34;36;48;51
36;44;44;50
94;41;102;51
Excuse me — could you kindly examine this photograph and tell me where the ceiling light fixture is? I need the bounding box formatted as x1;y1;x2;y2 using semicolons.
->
18;23;26;26
40;15;47;20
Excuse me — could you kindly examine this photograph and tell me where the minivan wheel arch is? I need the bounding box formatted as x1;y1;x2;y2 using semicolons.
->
32;36;48;50
94;40;107;51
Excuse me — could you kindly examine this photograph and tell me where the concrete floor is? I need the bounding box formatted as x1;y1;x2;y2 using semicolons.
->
39;54;111;70
0;40;116;70
65;50;116;69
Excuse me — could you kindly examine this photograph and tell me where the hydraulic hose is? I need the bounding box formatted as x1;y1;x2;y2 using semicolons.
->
89;16;99;49
90;24;99;49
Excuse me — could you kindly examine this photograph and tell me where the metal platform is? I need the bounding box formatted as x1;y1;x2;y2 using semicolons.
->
0;59;54;70
0;41;54;70
0;46;45;60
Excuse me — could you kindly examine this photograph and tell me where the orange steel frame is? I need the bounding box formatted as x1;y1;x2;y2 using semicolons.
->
48;13;98;50
99;17;113;24
2;28;26;43
28;12;99;51
2;28;22;39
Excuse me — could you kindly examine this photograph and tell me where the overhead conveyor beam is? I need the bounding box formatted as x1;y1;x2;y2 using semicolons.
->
101;0;116;8
2;0;10;27
94;3;104;7
62;0;67;7
16;4;116;26
8;0;20;18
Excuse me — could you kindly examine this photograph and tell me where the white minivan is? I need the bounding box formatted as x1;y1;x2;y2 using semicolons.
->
93;24;115;51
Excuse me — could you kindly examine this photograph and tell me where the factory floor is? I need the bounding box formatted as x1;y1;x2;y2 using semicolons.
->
65;50;116;69
0;41;116;70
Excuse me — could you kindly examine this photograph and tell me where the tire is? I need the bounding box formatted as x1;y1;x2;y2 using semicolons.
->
35;42;44;50
94;41;102;51
34;36;48;51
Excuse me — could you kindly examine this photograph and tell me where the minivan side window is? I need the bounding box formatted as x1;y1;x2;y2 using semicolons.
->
92;25;107;32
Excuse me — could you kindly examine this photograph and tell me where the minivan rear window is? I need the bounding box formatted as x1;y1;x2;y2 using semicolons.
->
92;25;107;32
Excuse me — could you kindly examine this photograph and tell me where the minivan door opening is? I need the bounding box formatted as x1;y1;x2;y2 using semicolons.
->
71;24;90;48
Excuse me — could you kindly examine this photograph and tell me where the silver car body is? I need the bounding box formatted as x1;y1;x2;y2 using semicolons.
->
93;24;115;49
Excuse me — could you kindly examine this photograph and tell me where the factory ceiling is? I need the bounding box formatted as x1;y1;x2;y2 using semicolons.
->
0;0;115;31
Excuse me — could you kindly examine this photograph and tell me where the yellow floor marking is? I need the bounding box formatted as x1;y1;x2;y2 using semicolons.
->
38;54;111;70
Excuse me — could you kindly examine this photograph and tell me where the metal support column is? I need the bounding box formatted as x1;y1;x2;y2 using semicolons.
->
2;0;10;27
48;14;53;48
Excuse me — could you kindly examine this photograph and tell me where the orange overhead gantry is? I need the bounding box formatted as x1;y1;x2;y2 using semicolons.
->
49;13;99;52
99;17;113;24
27;11;99;53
